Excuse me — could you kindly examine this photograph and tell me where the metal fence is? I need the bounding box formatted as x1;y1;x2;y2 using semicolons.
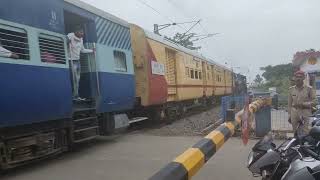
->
220;94;294;132
270;94;293;132
220;95;246;122
271;108;292;132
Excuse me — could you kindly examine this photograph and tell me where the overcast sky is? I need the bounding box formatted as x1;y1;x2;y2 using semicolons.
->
82;0;320;82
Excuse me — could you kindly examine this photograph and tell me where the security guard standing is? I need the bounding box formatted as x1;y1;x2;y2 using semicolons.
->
288;70;317;134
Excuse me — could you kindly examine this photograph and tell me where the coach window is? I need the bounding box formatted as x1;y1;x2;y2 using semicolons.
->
0;25;29;60
39;34;66;64
114;50;127;72
190;69;194;79
186;67;190;77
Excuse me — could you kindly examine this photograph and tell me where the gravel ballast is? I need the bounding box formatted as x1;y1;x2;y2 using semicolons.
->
143;106;221;136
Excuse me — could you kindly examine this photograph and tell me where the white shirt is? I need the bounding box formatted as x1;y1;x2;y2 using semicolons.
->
67;33;93;60
0;46;12;58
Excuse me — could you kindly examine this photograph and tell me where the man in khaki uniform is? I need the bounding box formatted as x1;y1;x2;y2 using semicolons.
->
288;71;317;134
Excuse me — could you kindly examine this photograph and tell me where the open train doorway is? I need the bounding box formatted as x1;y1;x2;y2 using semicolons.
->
63;10;99;101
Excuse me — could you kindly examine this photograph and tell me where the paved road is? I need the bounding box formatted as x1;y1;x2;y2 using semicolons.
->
2;133;257;180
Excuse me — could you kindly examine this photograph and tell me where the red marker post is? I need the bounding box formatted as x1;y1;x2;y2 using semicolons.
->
242;96;250;145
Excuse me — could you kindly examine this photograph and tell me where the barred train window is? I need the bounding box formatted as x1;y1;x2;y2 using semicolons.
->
114;51;127;72
39;34;66;64
0;25;29;60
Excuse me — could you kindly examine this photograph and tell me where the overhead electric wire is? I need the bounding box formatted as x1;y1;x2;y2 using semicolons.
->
177;20;200;25
135;0;187;31
165;0;213;46
166;0;205;34
181;19;201;37
137;0;218;55
199;22;209;34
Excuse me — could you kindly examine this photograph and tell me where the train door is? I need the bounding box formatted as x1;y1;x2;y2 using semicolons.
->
224;70;227;94
63;10;99;101
202;61;207;96
63;9;101;143
165;49;177;100
212;65;216;95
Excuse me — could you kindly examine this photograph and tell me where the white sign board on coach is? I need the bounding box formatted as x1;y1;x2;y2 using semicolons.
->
151;61;165;75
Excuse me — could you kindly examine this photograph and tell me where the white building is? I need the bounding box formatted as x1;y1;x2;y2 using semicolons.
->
292;50;320;96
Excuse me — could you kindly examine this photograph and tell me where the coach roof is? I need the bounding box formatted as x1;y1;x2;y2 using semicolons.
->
144;30;230;70
64;0;130;27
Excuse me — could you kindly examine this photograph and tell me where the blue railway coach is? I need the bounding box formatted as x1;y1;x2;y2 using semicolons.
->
0;0;135;169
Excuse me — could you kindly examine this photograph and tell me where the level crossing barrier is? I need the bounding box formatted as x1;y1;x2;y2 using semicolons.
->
149;98;272;180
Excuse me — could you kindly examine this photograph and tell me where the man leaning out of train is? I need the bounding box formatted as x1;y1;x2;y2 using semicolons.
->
67;25;94;101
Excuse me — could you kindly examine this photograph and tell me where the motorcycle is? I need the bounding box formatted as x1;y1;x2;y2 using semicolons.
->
247;133;295;179
247;118;320;180
281;124;320;180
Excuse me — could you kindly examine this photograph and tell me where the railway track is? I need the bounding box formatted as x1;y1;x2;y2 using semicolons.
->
128;103;221;135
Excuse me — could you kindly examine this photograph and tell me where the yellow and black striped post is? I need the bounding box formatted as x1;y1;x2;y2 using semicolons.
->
149;98;271;180
149;115;241;180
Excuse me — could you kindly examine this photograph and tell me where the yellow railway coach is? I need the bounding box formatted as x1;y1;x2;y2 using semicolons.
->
130;24;234;120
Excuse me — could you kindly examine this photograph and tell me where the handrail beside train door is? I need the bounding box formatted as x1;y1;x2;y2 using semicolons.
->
92;43;101;96
84;42;101;97
68;44;76;97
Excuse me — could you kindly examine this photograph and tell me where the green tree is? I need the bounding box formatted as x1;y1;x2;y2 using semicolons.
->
254;74;263;85
259;63;293;96
166;33;201;50
260;63;293;81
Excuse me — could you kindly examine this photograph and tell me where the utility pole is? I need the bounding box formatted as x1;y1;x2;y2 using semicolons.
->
154;23;176;35
153;20;199;35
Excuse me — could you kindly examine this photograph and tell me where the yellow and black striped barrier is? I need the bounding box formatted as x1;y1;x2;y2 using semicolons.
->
149;98;271;180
